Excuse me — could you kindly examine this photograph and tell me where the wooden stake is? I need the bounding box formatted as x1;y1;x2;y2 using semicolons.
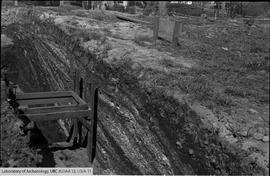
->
72;70;79;146
79;78;84;98
172;20;181;47
78;77;84;145
87;130;91;161
72;118;78;145
73;70;79;94
88;84;98;163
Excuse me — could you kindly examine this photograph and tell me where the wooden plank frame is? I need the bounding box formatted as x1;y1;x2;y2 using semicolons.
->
16;91;73;100
26;109;91;122
13;70;98;164
17;91;90;122
19;104;89;115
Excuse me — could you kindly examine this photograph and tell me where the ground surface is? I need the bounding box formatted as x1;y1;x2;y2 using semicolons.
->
1;4;269;175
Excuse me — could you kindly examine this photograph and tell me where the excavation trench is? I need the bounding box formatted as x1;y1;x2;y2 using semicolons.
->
1;15;264;174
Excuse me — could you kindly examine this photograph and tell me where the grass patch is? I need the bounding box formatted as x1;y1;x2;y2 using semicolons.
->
178;74;236;109
243;56;269;71
167;22;270;109
224;86;248;98
134;35;152;46
159;58;174;67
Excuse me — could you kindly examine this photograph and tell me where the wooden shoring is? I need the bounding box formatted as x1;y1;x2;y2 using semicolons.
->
17;97;75;106
78;76;84;145
72;69;81;145
25;109;91;122
19;104;89;115
14;69;98;163
16;91;73;100
87;84;98;163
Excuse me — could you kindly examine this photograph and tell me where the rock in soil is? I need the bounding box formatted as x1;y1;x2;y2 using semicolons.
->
188;149;194;155
253;133;264;140
262;136;269;142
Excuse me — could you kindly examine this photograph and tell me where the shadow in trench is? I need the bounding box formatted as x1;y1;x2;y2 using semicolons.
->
28;126;56;167
36;149;56;167
30;124;89;167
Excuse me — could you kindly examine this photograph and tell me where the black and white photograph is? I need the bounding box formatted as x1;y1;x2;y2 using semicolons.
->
1;0;269;175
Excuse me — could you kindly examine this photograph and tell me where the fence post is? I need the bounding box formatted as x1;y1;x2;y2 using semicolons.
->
72;70;79;145
87;84;98;163
172;20;181;47
79;78;84;98
77;77;84;145
73;70;79;94
153;16;159;45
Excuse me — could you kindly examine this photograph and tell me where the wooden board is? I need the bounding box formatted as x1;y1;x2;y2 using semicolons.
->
24;110;91;122
115;14;152;25
16;91;73;100
16;90;88;106
16;88;97;162
158;18;175;42
78;117;91;130
71;91;88;105
47;141;73;149
17;97;76;106
20;104;89;115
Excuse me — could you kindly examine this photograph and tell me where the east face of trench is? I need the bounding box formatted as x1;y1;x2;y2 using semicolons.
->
1;19;263;175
